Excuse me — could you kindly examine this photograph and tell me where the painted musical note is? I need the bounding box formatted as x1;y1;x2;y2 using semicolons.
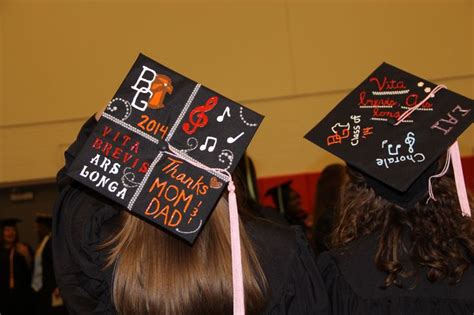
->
404;132;416;153
199;136;218;152
217;107;231;122
387;144;401;156
226;132;245;144
183;96;219;135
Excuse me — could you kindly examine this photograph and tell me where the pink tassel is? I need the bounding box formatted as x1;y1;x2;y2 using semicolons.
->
449;141;471;217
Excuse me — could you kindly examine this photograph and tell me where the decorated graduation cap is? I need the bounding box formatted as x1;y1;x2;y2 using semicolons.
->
68;53;263;313
69;53;263;243
0;218;21;228
305;63;472;213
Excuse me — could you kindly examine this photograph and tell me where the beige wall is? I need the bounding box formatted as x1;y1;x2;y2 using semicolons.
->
0;0;473;184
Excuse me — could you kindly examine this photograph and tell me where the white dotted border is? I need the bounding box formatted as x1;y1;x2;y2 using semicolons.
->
102;113;160;144
372;89;410;95
371;117;413;123
239;107;258;127
169;147;230;182
400;106;433;111
165;84;201;141
128;152;164;209
360;105;394;109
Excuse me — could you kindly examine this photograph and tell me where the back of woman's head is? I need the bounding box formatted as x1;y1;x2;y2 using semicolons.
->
331;164;474;288
312;164;346;252
104;197;267;315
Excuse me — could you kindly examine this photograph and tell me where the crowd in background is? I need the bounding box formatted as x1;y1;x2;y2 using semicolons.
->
0;214;67;315
1;152;473;314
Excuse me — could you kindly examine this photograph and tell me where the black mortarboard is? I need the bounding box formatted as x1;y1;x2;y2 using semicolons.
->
68;54;263;243
265;181;293;213
0;218;21;227
35;213;53;227
305;63;473;209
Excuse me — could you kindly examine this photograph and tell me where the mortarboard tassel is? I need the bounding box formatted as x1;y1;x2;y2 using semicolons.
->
228;180;246;315
449;141;471;217
426;150;450;203
397;85;471;217
165;145;246;315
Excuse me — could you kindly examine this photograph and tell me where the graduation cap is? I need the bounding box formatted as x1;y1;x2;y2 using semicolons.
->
68;53;263;243
305;63;472;213
35;213;52;227
0;218;21;228
265;181;293;214
68;53;263;312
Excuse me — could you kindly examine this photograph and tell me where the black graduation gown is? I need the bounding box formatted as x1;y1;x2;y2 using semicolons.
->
52;117;329;315
317;233;474;314
0;244;34;315
33;236;64;314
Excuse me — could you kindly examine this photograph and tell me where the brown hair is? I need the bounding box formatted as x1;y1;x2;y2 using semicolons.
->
331;166;474;288
104;197;267;315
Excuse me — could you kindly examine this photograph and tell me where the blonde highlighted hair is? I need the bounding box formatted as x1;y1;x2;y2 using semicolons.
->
104;197;267;314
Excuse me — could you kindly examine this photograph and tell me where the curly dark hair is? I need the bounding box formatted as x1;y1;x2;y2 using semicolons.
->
331;165;474;288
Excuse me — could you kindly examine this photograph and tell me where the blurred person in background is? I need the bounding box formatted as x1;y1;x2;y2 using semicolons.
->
0;218;34;315
32;213;66;315
265;181;308;229
235;153;288;226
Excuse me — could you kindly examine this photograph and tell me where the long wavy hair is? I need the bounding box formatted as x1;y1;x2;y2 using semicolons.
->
331;164;474;288
103;197;267;315
312;164;346;253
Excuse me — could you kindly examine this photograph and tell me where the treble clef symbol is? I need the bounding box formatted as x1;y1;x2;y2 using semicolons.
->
405;132;416;153
182;96;219;135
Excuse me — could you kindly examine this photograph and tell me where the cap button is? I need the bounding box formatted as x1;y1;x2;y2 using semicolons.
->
158;141;169;152
388;117;398;126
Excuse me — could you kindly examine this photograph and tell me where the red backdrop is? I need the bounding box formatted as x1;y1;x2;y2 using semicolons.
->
258;156;474;214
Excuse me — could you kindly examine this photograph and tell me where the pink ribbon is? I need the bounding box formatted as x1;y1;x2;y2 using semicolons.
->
395;84;446;126
228;181;245;315
449;141;471;217
165;145;246;315
396;85;471;217
426;150;451;204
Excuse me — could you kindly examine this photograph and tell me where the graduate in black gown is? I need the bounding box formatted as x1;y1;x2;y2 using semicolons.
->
305;63;474;314
53;113;328;315
53;53;341;315
264;181;308;228
31;213;66;315
0;218;34;315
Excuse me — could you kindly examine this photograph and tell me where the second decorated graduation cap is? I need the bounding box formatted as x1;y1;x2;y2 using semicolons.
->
68;54;263;243
305;63;473;209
